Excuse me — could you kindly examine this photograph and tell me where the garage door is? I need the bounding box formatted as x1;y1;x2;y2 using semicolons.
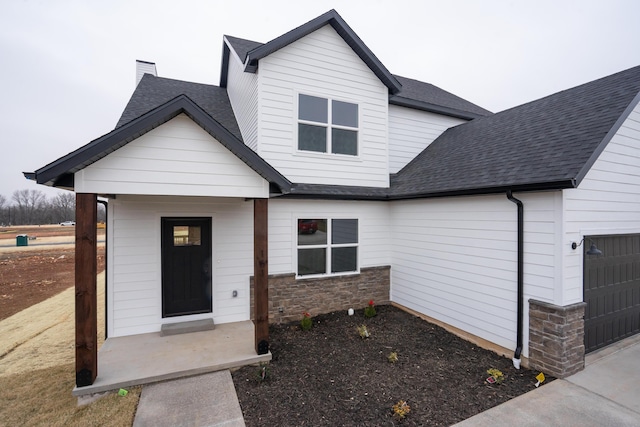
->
584;234;640;353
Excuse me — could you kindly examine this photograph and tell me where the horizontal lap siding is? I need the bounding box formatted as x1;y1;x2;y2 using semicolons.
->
564;102;640;304
258;25;389;187
390;193;558;357
107;196;254;337
388;106;465;173
226;41;259;150
268;199;391;275
75;114;268;198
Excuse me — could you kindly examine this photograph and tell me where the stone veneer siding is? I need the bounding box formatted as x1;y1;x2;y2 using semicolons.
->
528;299;587;378
250;265;390;324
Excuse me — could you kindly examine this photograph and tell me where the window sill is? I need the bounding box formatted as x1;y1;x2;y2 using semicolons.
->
294;150;362;162
295;270;361;281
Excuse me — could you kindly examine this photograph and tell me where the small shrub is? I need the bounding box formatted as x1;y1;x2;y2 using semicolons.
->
392;400;411;419
257;363;270;382
357;324;370;338
364;300;377;318
300;312;312;331
388;351;398;363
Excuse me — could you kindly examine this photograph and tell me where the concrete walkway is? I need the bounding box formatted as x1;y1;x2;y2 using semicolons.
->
133;370;245;427
453;335;640;426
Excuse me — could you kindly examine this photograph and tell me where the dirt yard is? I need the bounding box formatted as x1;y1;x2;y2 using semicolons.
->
0;225;105;320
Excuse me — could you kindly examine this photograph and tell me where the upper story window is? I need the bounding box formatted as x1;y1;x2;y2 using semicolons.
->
298;94;358;156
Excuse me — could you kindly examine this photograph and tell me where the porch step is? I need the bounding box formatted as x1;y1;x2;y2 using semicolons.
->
160;319;215;336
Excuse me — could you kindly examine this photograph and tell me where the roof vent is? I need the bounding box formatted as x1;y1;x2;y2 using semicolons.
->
135;60;157;86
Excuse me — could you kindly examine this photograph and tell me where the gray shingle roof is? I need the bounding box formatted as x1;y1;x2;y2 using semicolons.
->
390;65;640;199
224;35;262;62
31;79;291;192
117;74;243;141
391;75;492;119
224;36;490;120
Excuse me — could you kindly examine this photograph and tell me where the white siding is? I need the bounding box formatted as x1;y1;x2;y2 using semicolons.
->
563;101;640;304
135;61;157;86
257;25;390;187
390;192;560;357
107;196;255;337
75;114;269;198
388;105;466;173
225;39;259;151
268;199;391;275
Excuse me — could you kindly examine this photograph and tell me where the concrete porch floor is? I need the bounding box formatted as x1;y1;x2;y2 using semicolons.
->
73;320;271;396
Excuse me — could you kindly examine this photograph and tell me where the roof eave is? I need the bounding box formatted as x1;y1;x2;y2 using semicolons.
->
32;95;292;193
388;179;577;200
243;9;402;94
574;90;640;187
389;96;486;120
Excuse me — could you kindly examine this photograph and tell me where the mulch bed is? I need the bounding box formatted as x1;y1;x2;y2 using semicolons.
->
232;305;553;426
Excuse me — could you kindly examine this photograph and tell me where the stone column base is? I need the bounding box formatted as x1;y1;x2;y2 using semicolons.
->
528;299;586;378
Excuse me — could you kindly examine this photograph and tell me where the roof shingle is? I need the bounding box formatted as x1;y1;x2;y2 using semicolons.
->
391;65;640;198
117;74;243;141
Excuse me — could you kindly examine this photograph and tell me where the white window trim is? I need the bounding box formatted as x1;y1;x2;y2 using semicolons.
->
294;92;360;158
295;217;360;279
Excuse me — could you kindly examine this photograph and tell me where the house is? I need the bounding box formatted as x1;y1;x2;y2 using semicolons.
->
26;9;640;389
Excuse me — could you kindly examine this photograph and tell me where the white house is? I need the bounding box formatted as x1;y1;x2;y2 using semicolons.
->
27;10;640;387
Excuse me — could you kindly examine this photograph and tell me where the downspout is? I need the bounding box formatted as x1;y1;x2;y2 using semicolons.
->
506;191;523;369
97;199;108;340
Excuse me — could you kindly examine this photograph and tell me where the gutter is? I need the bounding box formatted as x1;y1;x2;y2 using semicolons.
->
506;190;524;369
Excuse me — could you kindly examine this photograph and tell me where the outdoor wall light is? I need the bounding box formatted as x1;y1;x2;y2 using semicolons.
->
571;238;603;255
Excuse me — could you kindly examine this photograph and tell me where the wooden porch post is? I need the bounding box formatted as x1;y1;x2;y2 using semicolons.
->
254;198;269;354
75;193;98;387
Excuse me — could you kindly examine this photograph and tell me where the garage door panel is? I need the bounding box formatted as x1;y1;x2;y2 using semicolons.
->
584;234;640;353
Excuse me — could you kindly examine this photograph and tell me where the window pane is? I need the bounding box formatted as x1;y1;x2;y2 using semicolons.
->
332;100;358;127
299;94;328;123
299;123;327;152
173;226;201;246
332;246;357;273
331;128;357;155
332;219;358;244
298;248;327;275
298;219;327;245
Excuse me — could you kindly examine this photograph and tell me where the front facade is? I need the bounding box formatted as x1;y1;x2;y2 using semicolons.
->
27;10;640;387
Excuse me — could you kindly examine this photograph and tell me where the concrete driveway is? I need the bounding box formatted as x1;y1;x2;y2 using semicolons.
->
453;335;640;426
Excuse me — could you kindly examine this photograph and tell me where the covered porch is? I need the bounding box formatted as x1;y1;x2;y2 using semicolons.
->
72;320;271;396
74;193;270;391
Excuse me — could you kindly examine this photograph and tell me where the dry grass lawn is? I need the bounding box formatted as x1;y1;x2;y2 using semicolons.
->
0;271;140;426
0;363;141;427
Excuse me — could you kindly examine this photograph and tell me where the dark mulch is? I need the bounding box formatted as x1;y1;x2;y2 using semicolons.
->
232;305;553;426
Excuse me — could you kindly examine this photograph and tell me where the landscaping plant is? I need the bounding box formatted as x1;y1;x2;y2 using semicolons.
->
364;299;377;318
300;311;313;331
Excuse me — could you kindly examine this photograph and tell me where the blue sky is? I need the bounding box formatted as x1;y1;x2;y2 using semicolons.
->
1;0;639;199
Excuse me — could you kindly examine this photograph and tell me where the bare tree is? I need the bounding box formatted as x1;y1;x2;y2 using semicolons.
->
50;192;76;223
12;189;46;225
0;194;7;225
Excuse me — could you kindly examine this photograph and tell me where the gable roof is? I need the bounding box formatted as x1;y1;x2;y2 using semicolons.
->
29;75;291;192
116;74;243;140
221;9;402;95
222;39;490;121
390;65;640;199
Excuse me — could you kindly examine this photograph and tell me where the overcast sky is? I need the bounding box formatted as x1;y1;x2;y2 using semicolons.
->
1;0;639;200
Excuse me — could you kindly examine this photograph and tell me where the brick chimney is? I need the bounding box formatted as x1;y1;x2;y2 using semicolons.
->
135;60;157;86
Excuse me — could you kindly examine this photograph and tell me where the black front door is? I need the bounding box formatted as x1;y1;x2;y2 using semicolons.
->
161;217;212;317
